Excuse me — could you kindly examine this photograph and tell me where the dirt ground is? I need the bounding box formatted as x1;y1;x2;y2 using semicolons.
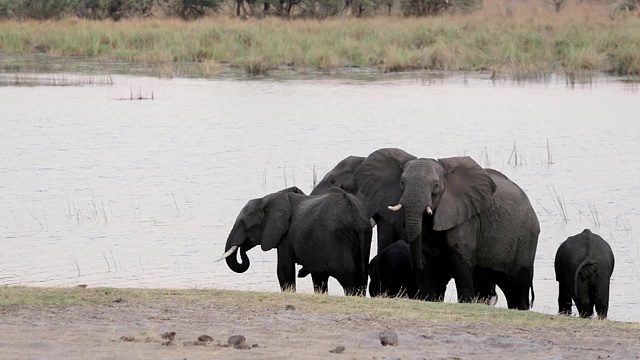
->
0;300;638;360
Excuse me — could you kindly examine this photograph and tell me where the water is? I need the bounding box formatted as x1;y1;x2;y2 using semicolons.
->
1;71;639;321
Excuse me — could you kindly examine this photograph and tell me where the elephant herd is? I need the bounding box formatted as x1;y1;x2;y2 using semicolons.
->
220;148;615;319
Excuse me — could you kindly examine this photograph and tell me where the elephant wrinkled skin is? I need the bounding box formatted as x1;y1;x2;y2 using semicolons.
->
222;186;372;296
356;148;539;309
555;229;615;319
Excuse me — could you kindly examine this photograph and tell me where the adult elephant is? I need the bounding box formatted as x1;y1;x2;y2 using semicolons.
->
356;148;539;309
312;152;498;304
555;229;615;319
220;186;372;296
311;155;406;254
369;240;498;305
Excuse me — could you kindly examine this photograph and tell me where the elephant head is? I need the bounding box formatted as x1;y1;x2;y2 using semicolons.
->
220;186;304;273
310;156;365;196
356;148;496;270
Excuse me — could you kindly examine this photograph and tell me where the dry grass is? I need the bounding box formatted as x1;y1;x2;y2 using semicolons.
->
0;2;639;76
1;286;638;331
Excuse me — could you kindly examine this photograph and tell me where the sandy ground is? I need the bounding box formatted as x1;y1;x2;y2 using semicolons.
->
1;300;639;360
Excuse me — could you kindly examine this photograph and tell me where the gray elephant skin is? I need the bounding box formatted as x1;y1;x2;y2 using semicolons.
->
369;240;498;305
311;155;406;254
354;148;539;309
369;241;420;298
554;229;615;319
312;151;502;305
222;186;372;296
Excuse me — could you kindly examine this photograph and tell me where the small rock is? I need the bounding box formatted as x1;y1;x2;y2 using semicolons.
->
285;304;296;310
120;336;135;342
113;298;126;303
161;332;176;340
76;284;88;288
379;330;398;346
198;335;214;342
329;345;345;354
228;334;251;349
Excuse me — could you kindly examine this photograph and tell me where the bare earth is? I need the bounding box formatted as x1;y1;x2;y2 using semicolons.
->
1;299;639;360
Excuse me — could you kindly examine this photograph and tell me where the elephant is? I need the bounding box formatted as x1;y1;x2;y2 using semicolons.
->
369;240;498;305
311;155;406;254
554;229;615;319
368;240;419;298
220;186;372;296
312;152;499;304
355;148;539;309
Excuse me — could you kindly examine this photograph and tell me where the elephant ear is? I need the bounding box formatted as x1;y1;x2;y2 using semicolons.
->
355;148;417;219
433;156;497;231
260;192;292;251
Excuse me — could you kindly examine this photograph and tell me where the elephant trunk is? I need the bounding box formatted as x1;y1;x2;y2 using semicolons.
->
405;211;424;271
402;184;432;271
224;244;250;273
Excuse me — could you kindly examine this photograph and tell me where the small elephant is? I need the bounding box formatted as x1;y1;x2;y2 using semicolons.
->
555;229;615;319
220;186;373;296
369;241;420;298
369;240;498;305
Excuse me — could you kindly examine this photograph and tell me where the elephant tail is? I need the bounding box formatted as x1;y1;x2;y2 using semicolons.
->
574;258;591;297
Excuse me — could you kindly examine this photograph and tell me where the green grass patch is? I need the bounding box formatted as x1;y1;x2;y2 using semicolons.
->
1;286;638;332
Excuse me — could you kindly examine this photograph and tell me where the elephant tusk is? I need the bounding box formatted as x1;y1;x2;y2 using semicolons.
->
388;204;403;211
370;218;377;227
426;207;433;215
215;245;238;262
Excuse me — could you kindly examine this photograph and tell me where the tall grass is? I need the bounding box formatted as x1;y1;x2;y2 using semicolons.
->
0;2;640;76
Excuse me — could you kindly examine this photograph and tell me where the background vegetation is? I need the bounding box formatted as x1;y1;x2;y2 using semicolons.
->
0;0;636;19
0;0;639;76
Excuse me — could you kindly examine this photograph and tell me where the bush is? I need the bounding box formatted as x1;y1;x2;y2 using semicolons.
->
11;0;80;19
158;0;222;19
400;0;448;16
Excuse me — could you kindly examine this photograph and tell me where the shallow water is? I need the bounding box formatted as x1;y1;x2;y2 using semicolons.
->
0;71;639;321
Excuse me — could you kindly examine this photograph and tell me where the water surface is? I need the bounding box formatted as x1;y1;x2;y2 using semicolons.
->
1;71;639;321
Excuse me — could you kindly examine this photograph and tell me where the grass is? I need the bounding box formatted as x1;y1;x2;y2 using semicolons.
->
1;1;640;77
1;286;638;331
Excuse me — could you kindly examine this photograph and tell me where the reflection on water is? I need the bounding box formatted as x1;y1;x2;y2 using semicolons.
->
0;70;639;322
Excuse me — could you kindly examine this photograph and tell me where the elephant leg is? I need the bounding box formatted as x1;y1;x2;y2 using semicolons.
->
473;275;497;305
335;272;365;296
503;266;534;310
450;256;475;303
593;274;611;319
311;272;330;294
375;216;395;254
276;247;296;292
415;260;448;301
557;282;573;316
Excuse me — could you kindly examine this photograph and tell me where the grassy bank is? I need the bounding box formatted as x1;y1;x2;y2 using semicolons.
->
1;2;640;77
1;286;638;331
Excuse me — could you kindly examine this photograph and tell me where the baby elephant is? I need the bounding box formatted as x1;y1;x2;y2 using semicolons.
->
554;229;615;319
369;241;498;305
369;241;419;298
